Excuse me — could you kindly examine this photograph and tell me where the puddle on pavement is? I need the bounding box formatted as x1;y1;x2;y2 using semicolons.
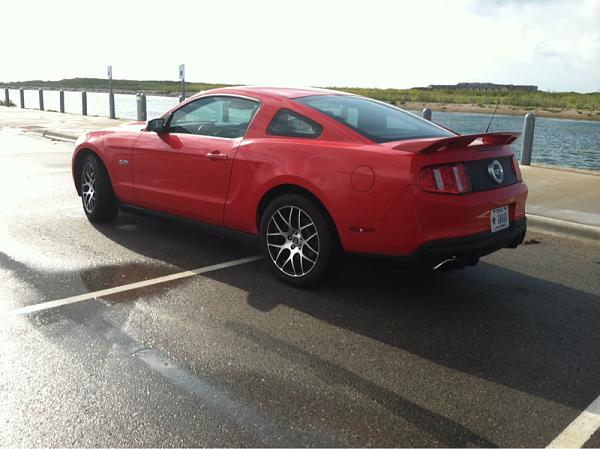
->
79;261;177;291
80;261;195;305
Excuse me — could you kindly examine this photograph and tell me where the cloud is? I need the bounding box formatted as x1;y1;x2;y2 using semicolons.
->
468;0;600;90
536;33;600;68
0;0;598;92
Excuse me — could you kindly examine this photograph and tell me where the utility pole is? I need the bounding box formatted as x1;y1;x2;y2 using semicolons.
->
179;64;186;103
108;65;115;119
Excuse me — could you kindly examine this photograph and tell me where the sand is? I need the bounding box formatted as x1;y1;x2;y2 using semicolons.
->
400;101;600;122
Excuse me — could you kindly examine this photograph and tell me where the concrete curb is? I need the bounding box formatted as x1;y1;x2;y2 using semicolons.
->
527;214;600;243
524;163;600;177
33;129;78;142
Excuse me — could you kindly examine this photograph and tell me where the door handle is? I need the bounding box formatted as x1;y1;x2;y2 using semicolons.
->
206;151;228;160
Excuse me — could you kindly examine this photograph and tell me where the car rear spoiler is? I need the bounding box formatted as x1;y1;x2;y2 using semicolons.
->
393;132;521;154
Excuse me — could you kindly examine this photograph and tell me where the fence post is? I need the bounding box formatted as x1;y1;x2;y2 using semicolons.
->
520;112;535;166
38;89;44;111
109;92;116;119
82;91;87;116
59;90;65;113
179;63;186;103
422;108;432;121
136;93;147;121
19;89;25;108
3;88;9;105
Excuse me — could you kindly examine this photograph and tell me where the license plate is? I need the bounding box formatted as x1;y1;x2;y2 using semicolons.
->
490;206;509;233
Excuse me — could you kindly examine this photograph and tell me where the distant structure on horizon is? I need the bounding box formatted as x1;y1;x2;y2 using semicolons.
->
426;82;538;92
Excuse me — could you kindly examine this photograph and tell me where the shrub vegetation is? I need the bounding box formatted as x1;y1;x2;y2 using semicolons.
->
1;78;598;111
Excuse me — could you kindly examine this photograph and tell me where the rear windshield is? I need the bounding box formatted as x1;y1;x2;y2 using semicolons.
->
295;95;454;143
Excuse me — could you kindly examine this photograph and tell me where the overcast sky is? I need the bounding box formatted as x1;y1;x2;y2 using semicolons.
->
1;0;598;92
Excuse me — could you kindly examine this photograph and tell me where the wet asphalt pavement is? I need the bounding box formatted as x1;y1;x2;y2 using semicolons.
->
1;129;599;447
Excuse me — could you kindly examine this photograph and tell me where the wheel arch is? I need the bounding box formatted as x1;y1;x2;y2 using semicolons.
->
73;148;111;196
256;184;342;249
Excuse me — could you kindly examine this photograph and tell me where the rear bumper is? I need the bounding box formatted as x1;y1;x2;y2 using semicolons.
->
340;181;528;255
348;217;527;269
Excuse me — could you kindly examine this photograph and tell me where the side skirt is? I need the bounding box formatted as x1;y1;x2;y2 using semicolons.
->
118;202;260;249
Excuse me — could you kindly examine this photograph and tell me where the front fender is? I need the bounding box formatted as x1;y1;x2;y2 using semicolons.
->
71;133;107;195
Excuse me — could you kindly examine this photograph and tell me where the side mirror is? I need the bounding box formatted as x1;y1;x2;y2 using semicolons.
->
147;118;167;133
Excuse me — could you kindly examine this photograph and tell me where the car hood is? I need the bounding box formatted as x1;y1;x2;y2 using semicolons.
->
75;121;147;147
104;121;147;133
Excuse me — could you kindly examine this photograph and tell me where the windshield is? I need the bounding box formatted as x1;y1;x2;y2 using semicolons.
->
295;95;454;143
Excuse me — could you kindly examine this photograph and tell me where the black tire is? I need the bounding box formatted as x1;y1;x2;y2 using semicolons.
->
80;154;118;223
259;193;340;287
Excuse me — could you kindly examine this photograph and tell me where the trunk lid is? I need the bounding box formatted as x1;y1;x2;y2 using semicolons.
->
389;132;522;192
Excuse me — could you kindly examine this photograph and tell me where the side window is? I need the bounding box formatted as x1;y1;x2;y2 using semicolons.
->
169;96;259;138
266;109;323;138
301;102;359;128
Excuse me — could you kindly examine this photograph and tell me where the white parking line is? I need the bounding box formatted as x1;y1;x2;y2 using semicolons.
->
3;255;262;318
547;395;600;448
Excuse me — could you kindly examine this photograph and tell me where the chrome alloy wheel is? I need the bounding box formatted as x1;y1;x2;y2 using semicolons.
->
266;206;320;277
81;160;96;213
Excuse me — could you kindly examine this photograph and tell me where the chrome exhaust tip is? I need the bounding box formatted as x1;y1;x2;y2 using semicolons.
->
432;257;463;271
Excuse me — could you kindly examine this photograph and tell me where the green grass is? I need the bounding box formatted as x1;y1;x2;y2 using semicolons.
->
0;78;228;97
1;78;598;111
332;86;600;111
0;99;16;107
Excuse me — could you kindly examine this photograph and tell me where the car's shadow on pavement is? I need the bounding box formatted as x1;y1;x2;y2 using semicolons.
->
6;211;599;446
208;253;600;413
91;213;260;271
95;213;600;414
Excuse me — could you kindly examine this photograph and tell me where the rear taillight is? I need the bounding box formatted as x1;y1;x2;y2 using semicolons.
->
420;163;471;194
511;155;523;182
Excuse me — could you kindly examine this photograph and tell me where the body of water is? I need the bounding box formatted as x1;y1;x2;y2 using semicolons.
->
7;89;179;122
7;89;600;171
421;110;600;171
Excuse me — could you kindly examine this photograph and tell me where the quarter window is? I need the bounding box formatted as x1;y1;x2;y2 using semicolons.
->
169;96;259;138
267;109;322;138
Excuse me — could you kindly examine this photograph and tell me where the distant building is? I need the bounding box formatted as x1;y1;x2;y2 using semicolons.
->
426;82;538;92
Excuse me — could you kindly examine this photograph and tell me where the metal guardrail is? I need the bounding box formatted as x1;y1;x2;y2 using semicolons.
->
3;87;535;165
421;108;536;165
136;93;147;121
81;91;87;116
4;87;150;122
422;108;432;121
520;113;535;165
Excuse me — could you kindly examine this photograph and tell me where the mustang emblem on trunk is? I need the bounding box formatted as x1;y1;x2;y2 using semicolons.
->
488;159;504;184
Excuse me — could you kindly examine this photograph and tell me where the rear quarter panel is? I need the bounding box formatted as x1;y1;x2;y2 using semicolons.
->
361;144;529;254
223;137;414;248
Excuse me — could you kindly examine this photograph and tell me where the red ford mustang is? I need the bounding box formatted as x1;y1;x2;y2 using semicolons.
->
72;86;527;286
